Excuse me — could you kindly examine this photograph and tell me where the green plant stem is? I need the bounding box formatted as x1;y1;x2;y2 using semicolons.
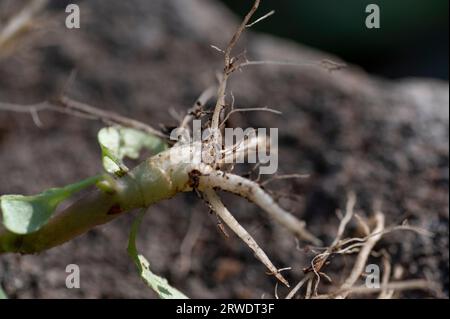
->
0;155;185;254
0;190;116;254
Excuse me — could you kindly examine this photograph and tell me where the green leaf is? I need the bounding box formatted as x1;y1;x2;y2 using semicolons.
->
98;126;167;175
0;284;7;299
128;210;188;299
0;175;102;234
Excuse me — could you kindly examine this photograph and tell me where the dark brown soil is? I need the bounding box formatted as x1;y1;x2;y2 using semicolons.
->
0;0;448;298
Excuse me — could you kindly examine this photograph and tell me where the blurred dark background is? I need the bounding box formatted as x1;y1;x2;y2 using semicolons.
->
221;0;449;79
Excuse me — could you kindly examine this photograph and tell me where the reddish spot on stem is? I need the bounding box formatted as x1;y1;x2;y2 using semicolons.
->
107;204;122;215
188;169;202;189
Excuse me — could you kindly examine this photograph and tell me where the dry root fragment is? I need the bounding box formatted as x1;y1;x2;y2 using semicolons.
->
202;189;289;287
334;212;385;299
0;0;48;53
285;273;313;299
0;96;166;139
195;167;321;245
316;280;436;299
286;192;435;299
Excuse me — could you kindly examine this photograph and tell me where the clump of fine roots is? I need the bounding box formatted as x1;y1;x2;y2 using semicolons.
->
284;193;439;299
